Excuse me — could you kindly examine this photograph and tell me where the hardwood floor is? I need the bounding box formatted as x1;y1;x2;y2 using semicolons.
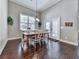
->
0;39;79;59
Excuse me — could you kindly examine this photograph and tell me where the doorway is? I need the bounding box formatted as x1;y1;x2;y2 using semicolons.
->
45;17;61;40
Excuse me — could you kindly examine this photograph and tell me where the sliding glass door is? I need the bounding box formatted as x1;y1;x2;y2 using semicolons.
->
45;17;60;40
52;17;60;40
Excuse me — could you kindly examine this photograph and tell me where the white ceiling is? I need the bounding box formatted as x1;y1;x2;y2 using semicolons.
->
10;0;61;12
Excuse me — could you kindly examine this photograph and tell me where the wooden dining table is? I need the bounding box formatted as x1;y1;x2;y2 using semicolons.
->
22;31;49;46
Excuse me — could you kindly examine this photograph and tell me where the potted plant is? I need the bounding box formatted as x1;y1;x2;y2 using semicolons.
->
7;16;13;26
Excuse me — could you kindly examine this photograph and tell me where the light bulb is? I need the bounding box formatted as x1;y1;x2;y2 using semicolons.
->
36;18;40;22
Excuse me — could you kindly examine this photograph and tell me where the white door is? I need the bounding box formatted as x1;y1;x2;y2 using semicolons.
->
52;17;60;40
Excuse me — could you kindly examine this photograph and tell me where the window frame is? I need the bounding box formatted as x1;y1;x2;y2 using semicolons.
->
20;14;36;31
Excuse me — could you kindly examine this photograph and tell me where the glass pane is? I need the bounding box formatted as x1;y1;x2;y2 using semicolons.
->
28;16;35;30
45;22;51;36
20;23;27;30
46;22;50;30
52;20;58;38
20;14;28;31
29;24;35;30
20;14;28;23
29;16;35;23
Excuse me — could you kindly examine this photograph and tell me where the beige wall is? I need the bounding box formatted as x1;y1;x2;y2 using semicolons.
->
8;1;40;38
41;0;78;45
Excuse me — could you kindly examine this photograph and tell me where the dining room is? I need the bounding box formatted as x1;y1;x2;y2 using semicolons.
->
0;0;79;59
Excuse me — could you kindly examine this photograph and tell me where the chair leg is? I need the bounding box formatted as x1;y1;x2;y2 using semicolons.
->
21;39;24;49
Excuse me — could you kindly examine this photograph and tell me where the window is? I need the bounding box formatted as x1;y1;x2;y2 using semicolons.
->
20;14;35;31
29;16;35;30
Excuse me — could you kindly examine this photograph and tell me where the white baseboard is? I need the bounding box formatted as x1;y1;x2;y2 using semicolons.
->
0;39;8;55
8;37;21;40
60;39;78;46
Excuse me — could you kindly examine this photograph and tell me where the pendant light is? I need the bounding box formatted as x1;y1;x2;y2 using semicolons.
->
35;0;40;22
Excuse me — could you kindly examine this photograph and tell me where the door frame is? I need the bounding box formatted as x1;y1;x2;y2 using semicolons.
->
44;16;61;40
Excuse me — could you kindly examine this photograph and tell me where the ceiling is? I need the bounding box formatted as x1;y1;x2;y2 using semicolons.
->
10;0;61;12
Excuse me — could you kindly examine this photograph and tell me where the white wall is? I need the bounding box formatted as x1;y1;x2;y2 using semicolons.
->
78;0;79;32
8;1;40;38
41;0;78;45
0;0;8;55
0;0;1;42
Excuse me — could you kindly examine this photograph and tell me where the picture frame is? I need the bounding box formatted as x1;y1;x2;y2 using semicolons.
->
65;22;73;27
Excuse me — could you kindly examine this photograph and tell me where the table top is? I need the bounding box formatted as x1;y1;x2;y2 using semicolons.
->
23;31;48;36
